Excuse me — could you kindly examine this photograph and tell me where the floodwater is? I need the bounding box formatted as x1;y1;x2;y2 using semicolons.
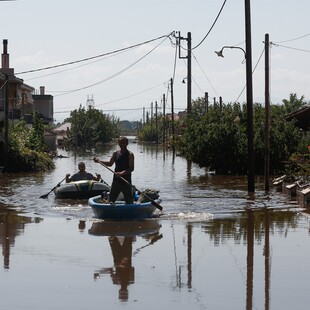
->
0;138;309;310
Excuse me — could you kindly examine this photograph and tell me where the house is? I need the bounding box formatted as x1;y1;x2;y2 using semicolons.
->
53;122;71;148
0;39;56;154
285;104;310;132
0;39;35;123
0;39;54;125
32;86;54;124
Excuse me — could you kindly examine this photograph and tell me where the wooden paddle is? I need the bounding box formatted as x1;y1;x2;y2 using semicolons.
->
39;177;66;199
95;160;163;211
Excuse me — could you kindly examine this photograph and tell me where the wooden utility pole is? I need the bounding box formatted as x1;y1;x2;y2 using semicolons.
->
204;92;208;114
155;101;158;143
178;32;192;115
150;102;153;131
187;32;192;114
4;74;9;172
170;78;175;150
163;93;166;145
264;33;270;193
245;0;255;195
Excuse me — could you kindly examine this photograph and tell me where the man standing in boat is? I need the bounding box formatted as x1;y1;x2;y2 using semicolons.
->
66;162;101;183
94;136;134;204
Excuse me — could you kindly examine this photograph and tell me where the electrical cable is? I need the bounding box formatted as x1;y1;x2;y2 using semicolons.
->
191;0;228;50
15;32;174;75
24;48;130;82
273;33;310;44
234;46;265;103
94;81;169;108
192;52;219;97
270;43;310;53
51;36;170;96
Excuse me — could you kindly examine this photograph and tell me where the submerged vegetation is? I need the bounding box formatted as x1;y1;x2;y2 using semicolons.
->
1;94;308;176
5;111;54;172
65;106;120;149
139;93;310;176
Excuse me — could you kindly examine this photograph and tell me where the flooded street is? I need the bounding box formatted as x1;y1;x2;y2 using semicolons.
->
0;139;309;309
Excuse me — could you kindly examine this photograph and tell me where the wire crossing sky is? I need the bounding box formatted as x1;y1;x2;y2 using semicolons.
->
2;0;310;122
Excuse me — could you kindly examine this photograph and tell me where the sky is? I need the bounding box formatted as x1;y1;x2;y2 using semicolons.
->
2;0;310;123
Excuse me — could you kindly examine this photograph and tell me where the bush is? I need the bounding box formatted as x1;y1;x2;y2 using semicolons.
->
6;147;54;172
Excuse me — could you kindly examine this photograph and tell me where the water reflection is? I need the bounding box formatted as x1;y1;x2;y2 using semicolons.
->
88;220;162;302
0;199;308;308
0;205;42;269
201;208;301;310
0;141;309;309
0;141;300;219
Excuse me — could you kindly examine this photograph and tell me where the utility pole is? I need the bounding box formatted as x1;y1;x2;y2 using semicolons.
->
264;33;270;193
219;96;223;113
245;0;255;195
4;74;9;172
178;32;192;114
187;32;192;114
204;92;208;114
155;101;158;143
170;78;175;151
163;93;166;145
151;102;153;131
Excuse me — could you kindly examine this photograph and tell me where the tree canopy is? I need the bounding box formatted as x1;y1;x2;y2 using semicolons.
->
5;111;54;172
174;93;309;175
65;107;120;149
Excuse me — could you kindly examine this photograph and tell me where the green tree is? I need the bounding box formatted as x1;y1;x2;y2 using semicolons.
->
177;96;306;175
282;93;305;114
66;106;119;149
26;110;46;152
137;122;158;142
6;114;54;172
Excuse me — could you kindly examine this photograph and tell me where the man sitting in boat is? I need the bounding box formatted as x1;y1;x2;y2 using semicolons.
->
66;162;101;183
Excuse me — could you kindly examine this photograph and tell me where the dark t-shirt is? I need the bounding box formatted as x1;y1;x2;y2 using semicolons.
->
114;150;132;182
71;172;94;182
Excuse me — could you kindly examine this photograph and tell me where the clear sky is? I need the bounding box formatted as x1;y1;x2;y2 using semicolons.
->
2;0;310;123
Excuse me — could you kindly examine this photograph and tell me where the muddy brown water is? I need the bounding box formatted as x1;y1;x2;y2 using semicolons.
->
0;139;309;309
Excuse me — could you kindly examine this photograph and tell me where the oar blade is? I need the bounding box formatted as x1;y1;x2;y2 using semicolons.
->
39;177;66;199
150;199;163;211
139;191;163;211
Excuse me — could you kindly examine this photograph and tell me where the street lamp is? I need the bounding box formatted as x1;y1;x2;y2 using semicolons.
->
215;41;255;196
214;46;246;62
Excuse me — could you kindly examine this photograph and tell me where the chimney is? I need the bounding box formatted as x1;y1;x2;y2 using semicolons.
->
40;86;45;95
2;39;9;69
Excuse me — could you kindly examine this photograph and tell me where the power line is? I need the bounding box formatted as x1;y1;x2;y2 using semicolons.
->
16;32;173;75
273;33;310;44
191;0;228;50
49;36;170;96
24;48;127;82
54;106;186;114
271;43;310;53
94;81;169;108
192;52;219;97
234;46;265;103
52;80;168;113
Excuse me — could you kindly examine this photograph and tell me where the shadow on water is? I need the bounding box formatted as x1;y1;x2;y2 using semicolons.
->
0;208;43;269
88;219;162;302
